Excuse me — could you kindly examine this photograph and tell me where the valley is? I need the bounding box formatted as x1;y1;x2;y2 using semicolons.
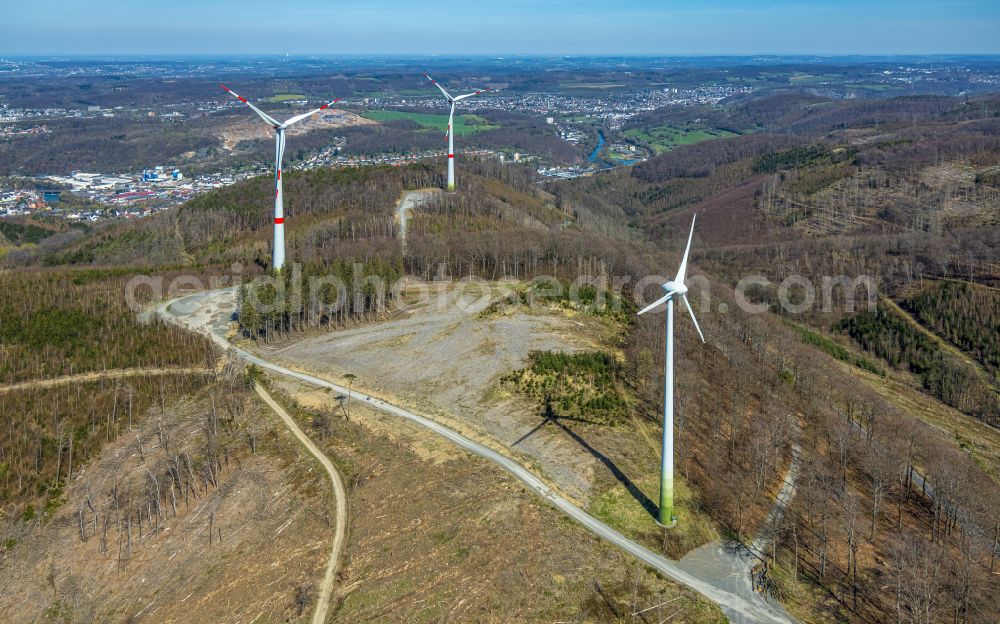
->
2;52;999;624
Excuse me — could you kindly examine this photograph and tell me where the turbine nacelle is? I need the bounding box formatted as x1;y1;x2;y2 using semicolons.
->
661;281;687;296
425;73;490;104
220;84;341;131
637;215;705;344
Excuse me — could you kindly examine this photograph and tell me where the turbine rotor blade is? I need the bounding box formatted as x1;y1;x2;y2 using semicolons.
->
220;83;280;127
318;97;343;110
681;294;705;343
453;87;490;102
280;97;343;128
675;214;697;284
425;73;453;100
637;291;676;316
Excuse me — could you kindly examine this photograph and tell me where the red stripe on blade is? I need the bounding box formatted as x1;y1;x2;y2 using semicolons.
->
238;96;248;103
274;217;284;224
448;154;455;158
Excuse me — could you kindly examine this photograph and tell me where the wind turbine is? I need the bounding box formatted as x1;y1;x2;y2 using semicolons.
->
637;214;705;527
424;74;489;192
220;84;341;272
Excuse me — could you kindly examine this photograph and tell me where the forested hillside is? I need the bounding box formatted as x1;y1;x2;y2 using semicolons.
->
0;266;220;532
902;281;1000;376
0;269;214;384
837;302;1000;426
38;160;646;284
555;91;1000;622
0;371;212;514
2;88;999;623
0;115;221;176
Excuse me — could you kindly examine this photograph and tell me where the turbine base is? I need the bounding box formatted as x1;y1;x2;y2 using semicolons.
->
655;516;679;529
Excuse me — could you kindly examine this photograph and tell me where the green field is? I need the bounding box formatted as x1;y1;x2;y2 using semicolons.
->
396;88;439;96
606;148;641;162
848;83;894;92
362;110;498;135
623;124;738;155
789;72;841;83
558;82;627;90
266;93;308;103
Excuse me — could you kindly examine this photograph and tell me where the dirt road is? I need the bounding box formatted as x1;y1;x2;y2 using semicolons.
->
254;383;348;624
0;367;211;394
677;432;802;623
395;188;439;250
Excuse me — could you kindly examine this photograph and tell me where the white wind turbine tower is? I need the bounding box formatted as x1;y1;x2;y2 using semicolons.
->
425;74;489;192
637;214;705;527
220;84;341;271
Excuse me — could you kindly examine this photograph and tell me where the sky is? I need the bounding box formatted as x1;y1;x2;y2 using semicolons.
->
2;0;999;56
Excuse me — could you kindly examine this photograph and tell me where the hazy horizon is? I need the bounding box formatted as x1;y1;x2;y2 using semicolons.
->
4;0;999;56
6;53;1000;60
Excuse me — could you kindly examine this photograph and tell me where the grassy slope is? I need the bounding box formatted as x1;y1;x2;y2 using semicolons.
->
624;125;739;155
362;110;498;135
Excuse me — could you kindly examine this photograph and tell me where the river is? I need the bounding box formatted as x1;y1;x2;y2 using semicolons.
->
588;129;606;163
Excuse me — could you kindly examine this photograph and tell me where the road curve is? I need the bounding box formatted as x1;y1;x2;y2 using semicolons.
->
254;383;348;624
157;290;796;624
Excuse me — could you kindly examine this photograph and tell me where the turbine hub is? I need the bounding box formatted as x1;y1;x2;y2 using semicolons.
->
662;281;687;295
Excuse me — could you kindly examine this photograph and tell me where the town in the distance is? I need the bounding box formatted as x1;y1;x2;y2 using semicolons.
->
3;57;998;222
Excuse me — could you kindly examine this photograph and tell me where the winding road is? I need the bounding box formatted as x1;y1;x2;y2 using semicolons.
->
253;383;348;624
156;289;797;624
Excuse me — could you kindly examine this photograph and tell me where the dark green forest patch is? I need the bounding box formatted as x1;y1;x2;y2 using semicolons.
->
901;281;1000;377
502;350;630;426
837;303;999;427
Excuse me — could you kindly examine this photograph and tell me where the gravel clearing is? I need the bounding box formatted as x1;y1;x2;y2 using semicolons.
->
266;282;608;499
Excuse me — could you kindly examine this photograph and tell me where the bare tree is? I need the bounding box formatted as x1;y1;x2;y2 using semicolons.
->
863;444;896;540
841;492;861;610
343;373;357;419
830;420;858;487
